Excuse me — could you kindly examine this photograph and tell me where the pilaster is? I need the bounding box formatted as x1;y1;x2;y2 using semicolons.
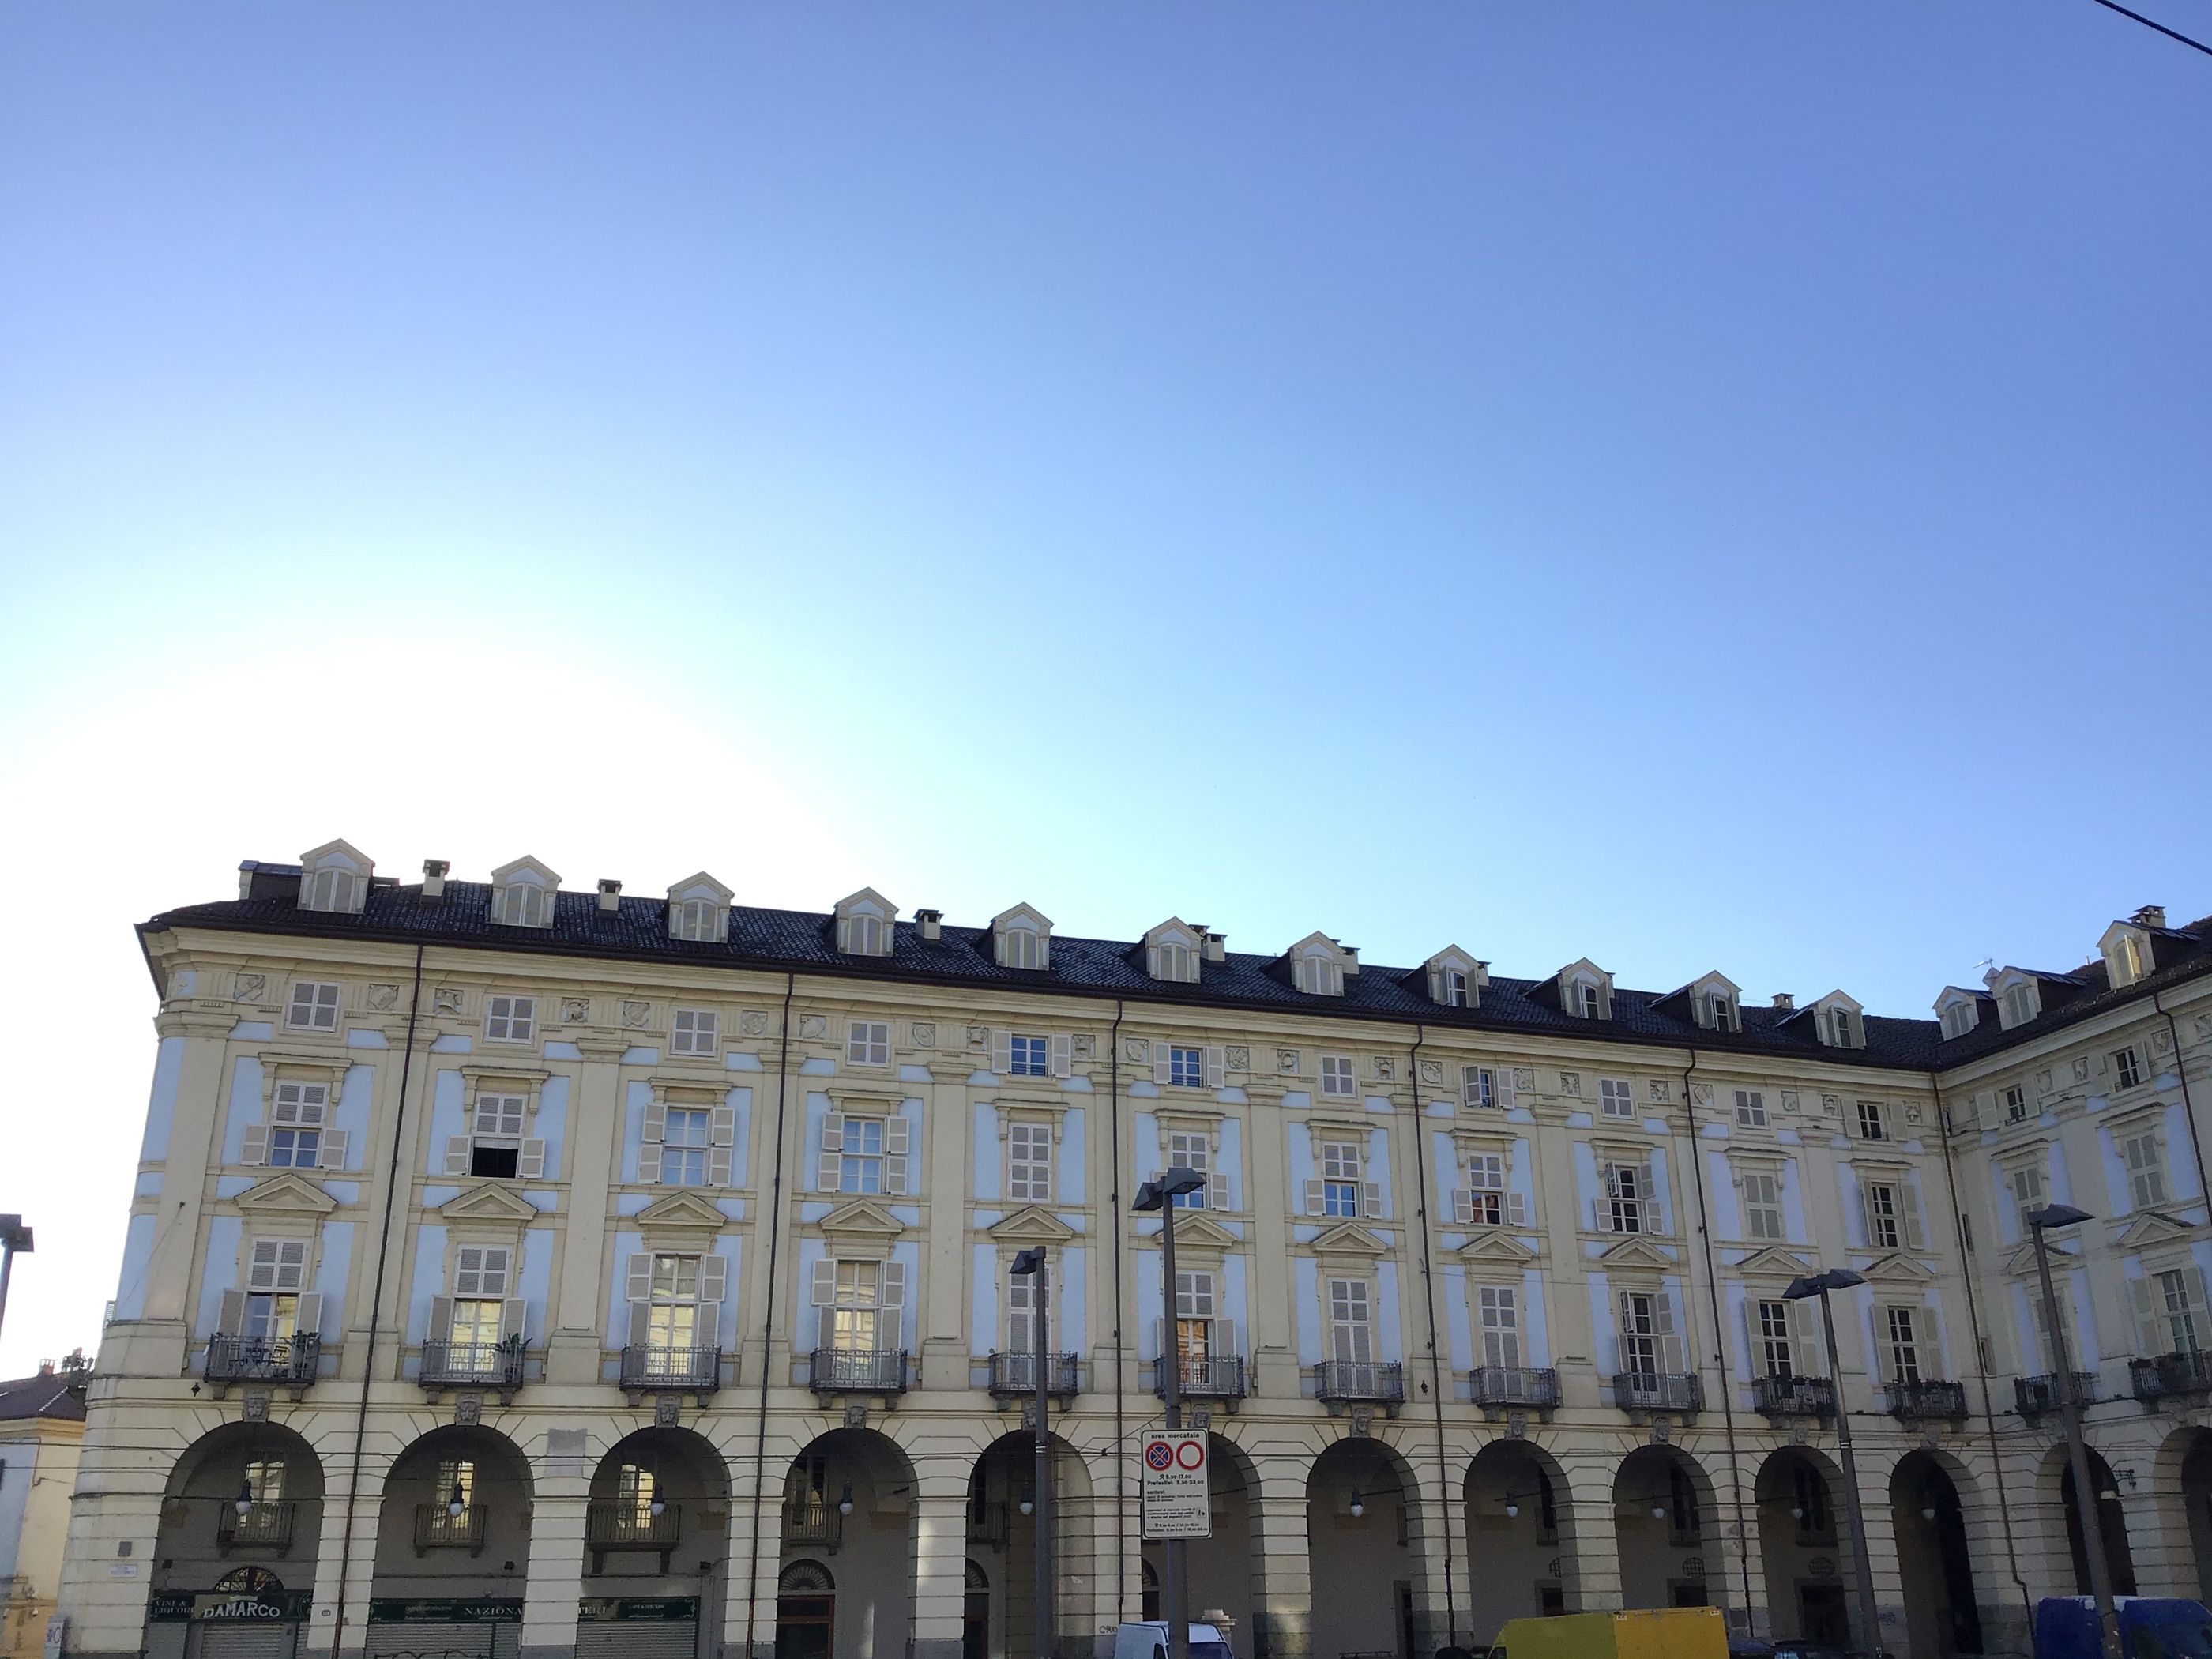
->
547;1037;626;1384
520;1480;590;1659
912;1475;972;1659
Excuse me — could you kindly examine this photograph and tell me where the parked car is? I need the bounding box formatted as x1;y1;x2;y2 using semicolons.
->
1113;1622;1234;1659
2035;1597;2212;1659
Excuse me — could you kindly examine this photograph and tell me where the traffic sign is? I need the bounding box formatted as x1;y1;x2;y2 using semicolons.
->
1140;1429;1209;1538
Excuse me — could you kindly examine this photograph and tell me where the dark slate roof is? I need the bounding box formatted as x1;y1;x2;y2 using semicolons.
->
0;1370;88;1422
1935;913;2212;1066
142;871;1966;1070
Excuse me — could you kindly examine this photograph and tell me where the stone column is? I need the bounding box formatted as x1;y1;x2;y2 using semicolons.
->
1399;1434;1464;1657
912;1473;973;1659
53;1435;174;1659
1556;1451;1625;1613
546;1036;626;1384
1840;1437;1908;1655
520;1474;591;1659
723;1427;801;1659
1245;1478;1311;1659
2113;1436;2197;1597
308;1440;394;1659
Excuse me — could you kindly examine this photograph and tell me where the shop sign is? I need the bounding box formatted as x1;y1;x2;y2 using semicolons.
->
578;1598;700;1622
367;1598;524;1623
149;1591;313;1623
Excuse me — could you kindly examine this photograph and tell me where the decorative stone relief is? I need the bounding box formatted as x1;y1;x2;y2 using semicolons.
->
741;1011;770;1038
799;1015;827;1041
656;1395;681;1426
1507;1412;1528;1439
1228;1045;1251;1073
545;1428;588;1477
1277;1049;1300;1075
971;1026;991;1050
1349;1408;1373;1436
434;988;464;1016
454;1394;481;1427
1127;1037;1153;1064
2073;1057;2091;1083
622;1001;651;1029
1372;1057;1394;1082
2195;1015;2212;1040
910;1022;937;1048
1692;1083;1714;1107
842;1403;867;1429
367;984;399;1012
1780;1091;1800;1115
1904;1103;1923;1124
1074;1035;1096;1060
1418;1059;1443;1085
233;973;267;1003
1650;1420;1672;1443
2153;1028;2173;1055
1648;1079;1671;1102
1820;1094;1841;1115
240;1390;270;1423
1558;1072;1580;1096
562;997;591;1024
1513;1068;1536;1092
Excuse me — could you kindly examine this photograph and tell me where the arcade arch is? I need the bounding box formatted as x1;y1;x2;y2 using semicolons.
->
1464;1441;1572;1642
1890;1450;1984;1659
367;1424;533;1658
146;1422;325;1659
1307;1437;1420;1659
1614;1446;1719;1613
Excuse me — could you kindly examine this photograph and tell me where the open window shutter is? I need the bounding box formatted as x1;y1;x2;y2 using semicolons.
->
500;1298;526;1341
216;1289;246;1336
638;1134;662;1186
1051;1034;1074;1078
642;1099;668;1145
319;1130;349;1170
709;1106;736;1185
1452;1188;1473;1224
509;1139;540;1179
444;1136;472;1177
628;1300;653;1346
1363;1182;1383;1219
626;1252;653;1301
1495;1067;1517;1110
1507;1191;1530;1227
1304;1179;1325;1217
818;1112;845;1191
1639;1164;1656;1226
1215;1317;1237;1357
993;1029;1014;1077
1853;1184;1871;1247
708;1142;733;1187
1153;1316;1165;1363
1794;1303;1820;1379
2131;1277;2161;1355
1205;1047;1226;1089
293;1292;322;1338
1617;1290;1636;1337
885;1115;911;1195
1904;1193;1928;1252
881;1260;908;1309
241;1126;268;1167
1211;1168;1232;1209
1657;1291;1683;1372
2188;1266;2212;1331
430;1296;453;1343
811;1258;838;1307
712;1105;737;1144
701;1253;728;1310
1153;1044;1173;1085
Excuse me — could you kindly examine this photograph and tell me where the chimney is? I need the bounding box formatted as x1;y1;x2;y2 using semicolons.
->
1203;932;1227;964
2132;905;2166;930
37;1360;53;1377
237;860;258;900
1771;992;1795;1011
915;908;942;942
597;878;622;913
421;859;449;898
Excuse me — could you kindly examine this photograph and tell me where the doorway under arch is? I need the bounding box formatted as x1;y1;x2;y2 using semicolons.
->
1891;1450;1984;1659
1464;1440;1572;1642
1614;1446;1719;1613
777;1428;914;1659
776;1560;835;1659
1752;1446;1851;1644
367;1424;532;1658
1307;1437;1420;1659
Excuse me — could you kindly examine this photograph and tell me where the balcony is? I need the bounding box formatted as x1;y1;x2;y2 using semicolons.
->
215;1501;296;1556
1885;1379;1968;1420
2131;1351;2212;1405
1469;1366;1559;1421
988;1351;1080;1404
620;1345;723;1400
419;1337;526;1400
585;1499;682;1572
2016;1371;2097;1418
1613;1371;1703;1420
203;1334;320;1398
412;1503;489;1557
809;1347;908;1397
1752;1374;1837;1420
1315;1360;1405;1411
782;1499;843;1555
1155;1355;1248;1404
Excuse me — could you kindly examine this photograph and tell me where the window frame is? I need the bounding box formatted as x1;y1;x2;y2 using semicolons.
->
286;981;342;1033
670;1007;720;1057
1319;1055;1357;1099
846;1021;891;1068
485;995;536;1044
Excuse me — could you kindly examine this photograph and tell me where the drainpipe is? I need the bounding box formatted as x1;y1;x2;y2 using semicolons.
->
327;942;426;1658
1404;1023;1458;1647
1677;1049;1755;1624
1109;1000;1127;1622
1929;1070;2033;1635
743;972;799;1659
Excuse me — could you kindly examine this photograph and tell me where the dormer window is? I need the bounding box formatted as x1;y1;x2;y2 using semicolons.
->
1556;961;1613;1021
1422;949;1488;1010
991;905;1052;971
2101;921;2155;991
833;889;897;957
489;857;560;929
665;873;733;943
1710;995;1736;1033
1993;975;2040;1031
1830;1009;1853;1046
1285;934;1354;997
297;839;372;915
1577;983;1601;1018
1804;991;1865;1050
1935;990;1982;1041
1144;920;1202;984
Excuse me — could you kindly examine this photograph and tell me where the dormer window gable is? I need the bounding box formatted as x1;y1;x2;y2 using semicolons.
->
990;903;1052;972
2100;920;2157;991
1420;947;1488;1010
1808;991;1864;1049
832;888;897;957
1655;971;1740;1033
489;856;560;929
1934;988;1989;1043
1142;919;1203;984
1984;965;2090;1032
1552;960;1614;1021
1284;932;1356;998
665;871;734;943
298;838;373;915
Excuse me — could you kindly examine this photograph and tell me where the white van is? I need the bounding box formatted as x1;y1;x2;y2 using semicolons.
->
1112;1622;1233;1659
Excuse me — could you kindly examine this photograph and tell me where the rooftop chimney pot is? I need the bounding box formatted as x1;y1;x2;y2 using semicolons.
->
1771;992;1795;1011
1203;932;1226;963
915;908;942;942
2132;905;2166;930
597;878;622;912
421;860;449;898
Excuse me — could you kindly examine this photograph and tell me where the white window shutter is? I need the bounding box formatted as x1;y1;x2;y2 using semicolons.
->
216;1289;246;1336
1495;1068;1518;1110
1451;1188;1473;1225
241;1125;268;1167
444;1136;472;1176
626;1253;653;1300
1216;1317;1237;1357
817;1145;841;1193
293;1292;322;1338
701;1253;728;1307
1205;1047;1226;1089
709;1142;733;1187
821;1112;845;1150
1617;1289;1636;1335
628;1300;653;1347
1211;1172;1231;1210
638;1138;662;1185
1153;1316;1165;1363
811;1259;838;1307
886;1153;910;1195
2188;1266;2212;1328
1304;1179;1325;1216
1657;1291;1683;1372
517;1138;545;1179
1153;1044;1172;1086
1362;1182;1382;1219
1507;1192;1529;1227
881;1260;907;1309
2130;1277;2161;1355
992;1029;1013;1076
500;1298;526;1341
1904;1196;1927;1252
885;1115;910;1156
319;1130;350;1170
429;1296;453;1342
712;1106;736;1146
1051;1034;1074;1078
643;1100;668;1144
1853;1185;1871;1247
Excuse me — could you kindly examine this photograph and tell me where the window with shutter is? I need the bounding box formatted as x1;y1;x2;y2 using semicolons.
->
1855;1100;1887;1141
826;1115;887;1194
1168;1047;1206;1088
2112;1048;2143;1089
1319;1055;1356;1098
1754;1299;1796;1379
1618;1291;1659;1379
662;1107;712;1187
2003;1085;2029;1123
1318;1140;1364;1218
2155;1268;2206;1354
671;1008;719;1056
645;1254;703;1350
1865;1183;1903;1250
673;898;720;941
269;1081;329;1168
1600;1079;1635;1119
1165;1132;1213;1208
1602;1164;1646;1234
485;995;536;1042
1007;1034;1050;1078
1007;1123;1051;1203
287;982;342;1032
1173;1271;1217;1365
1477;1284;1520;1367
1576;981;1603;1020
847;1022;890;1066
1464;1151;1508;1227
1741;1169;1784;1241
827;1260;885;1351
1327;1278;1373;1363
1051;1034;1074;1078
1883;1305;1923;1382
883;1114;911;1195
1462;1066;1493;1109
1735;1090;1767;1128
2124;1132;2169;1209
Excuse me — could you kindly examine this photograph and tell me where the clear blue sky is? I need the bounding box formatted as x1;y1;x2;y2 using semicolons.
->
0;2;2206;1370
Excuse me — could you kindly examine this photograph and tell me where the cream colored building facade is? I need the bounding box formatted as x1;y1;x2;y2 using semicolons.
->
1;1364;88;1659
50;845;2212;1659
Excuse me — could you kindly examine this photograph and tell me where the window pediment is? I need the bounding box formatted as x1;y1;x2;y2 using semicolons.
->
1308;1222;1388;1261
1732;1245;1814;1280
1149;1213;1238;1251
818;1199;905;1255
634;1189;727;1234
987;1206;1076;1244
1859;1251;1935;1285
1457;1230;1537;1266
438;1183;539;1224
1598;1237;1673;1270
235;1172;338;1216
2113;1209;2199;1251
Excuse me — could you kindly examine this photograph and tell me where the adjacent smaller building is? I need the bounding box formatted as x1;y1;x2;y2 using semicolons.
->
0;1360;88;1659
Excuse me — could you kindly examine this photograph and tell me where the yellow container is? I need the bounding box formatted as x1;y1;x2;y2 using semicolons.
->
1490;1607;1729;1659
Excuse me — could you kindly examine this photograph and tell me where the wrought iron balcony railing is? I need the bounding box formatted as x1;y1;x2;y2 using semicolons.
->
1315;1360;1405;1404
809;1347;908;1394
1613;1371;1703;1416
204;1334;320;1388
988;1351;1081;1398
419;1337;525;1390
1155;1356;1247;1400
1885;1379;1968;1420
1752;1374;1838;1417
620;1345;722;1394
585;1500;682;1548
2131;1350;2212;1402
215;1501;295;1554
1469;1366;1560;1411
2015;1371;2096;1416
412;1503;488;1556
782;1499;843;1553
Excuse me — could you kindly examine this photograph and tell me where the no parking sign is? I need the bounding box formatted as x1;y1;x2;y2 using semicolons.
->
1141;1430;1210;1539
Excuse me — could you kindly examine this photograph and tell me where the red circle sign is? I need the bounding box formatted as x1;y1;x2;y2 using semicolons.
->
1145;1443;1174;1470
1176;1440;1206;1469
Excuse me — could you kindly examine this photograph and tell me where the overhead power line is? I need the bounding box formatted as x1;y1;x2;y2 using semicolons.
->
2086;0;2212;56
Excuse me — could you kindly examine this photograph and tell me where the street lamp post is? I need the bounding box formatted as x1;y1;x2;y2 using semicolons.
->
2028;1203;2122;1659
0;1217;32;1347
1134;1167;1209;1659
1011;1247;1054;1659
1785;1269;1881;1658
